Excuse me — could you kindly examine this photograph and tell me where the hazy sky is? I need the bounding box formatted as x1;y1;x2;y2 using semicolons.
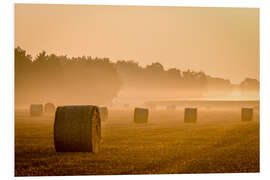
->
15;4;259;83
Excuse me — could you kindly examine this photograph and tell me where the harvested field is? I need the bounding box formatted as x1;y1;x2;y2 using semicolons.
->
15;107;259;176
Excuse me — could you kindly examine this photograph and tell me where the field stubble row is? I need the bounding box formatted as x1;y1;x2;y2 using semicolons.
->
15;108;259;176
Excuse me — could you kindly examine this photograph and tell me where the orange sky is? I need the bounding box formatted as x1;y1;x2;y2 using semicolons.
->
15;4;259;84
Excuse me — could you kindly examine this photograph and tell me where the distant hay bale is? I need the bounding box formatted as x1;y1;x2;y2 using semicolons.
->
44;103;56;114
184;108;197;123
241;108;253;121
99;106;108;122
134;108;148;123
54;105;101;153
30;104;43;116
167;105;176;110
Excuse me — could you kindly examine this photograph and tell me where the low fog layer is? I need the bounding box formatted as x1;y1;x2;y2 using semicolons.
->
15;47;259;108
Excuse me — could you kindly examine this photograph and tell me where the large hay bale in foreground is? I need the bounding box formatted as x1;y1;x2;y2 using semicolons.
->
184;108;197;123
99;106;108;122
134;108;148;123
166;105;176;110
241;108;253;121
44;103;56;114
54;105;101;153
30;104;43;116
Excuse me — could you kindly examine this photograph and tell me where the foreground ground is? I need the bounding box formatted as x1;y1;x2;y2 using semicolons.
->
15;107;259;176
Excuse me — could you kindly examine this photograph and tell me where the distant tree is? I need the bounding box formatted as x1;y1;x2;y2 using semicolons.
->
15;46;32;75
16;47;256;106
167;68;181;79
15;47;121;106
145;62;164;73
240;78;259;97
15;47;33;106
240;78;259;89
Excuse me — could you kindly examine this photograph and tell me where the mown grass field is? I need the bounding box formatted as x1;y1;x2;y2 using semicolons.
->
15;107;259;176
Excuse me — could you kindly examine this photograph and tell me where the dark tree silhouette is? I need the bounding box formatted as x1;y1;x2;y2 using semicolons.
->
15;47;259;107
15;47;121;106
240;78;260;97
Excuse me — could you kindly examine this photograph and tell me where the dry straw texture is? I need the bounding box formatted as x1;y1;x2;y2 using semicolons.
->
30;104;43;116
99;107;108;122
184;108;197;123
54;105;101;153
134;108;149;124
242;108;253;121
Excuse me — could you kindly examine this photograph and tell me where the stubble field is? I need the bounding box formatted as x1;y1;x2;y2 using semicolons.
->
15;106;259;176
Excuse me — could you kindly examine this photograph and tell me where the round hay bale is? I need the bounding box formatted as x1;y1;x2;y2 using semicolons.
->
44;103;56;114
184;108;197;123
134;108;148;124
30;104;43;116
54;105;101;153
99;106;108;122
241;108;253;121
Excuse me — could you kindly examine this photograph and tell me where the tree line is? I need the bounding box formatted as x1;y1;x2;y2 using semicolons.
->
15;47;259;106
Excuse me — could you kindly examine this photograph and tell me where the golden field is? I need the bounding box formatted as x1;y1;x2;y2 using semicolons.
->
15;106;259;176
